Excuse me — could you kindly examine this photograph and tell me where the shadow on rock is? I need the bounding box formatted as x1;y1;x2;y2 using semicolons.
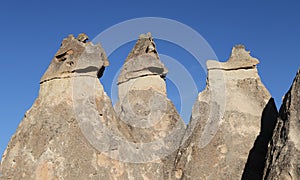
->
242;98;278;180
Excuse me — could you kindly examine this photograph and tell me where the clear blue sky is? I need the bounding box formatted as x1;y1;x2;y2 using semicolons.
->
1;0;300;157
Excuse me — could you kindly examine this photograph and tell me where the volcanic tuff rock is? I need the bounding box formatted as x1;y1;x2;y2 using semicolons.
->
117;32;168;101
263;69;300;179
0;33;185;180
173;45;272;179
1;32;299;180
114;33;186;179
0;34;124;179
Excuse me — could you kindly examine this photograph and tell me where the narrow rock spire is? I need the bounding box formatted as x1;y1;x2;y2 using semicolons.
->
173;45;271;179
113;33;186;179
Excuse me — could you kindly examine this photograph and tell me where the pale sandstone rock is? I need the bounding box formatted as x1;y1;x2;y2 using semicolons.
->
263;68;300;180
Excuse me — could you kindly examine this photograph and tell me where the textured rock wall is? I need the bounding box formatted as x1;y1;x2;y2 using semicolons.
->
263;69;300;179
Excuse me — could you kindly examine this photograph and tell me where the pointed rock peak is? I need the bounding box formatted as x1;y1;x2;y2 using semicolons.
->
40;33;109;83
296;67;300;79
118;33;167;85
228;44;260;67
281;68;300;100
291;67;300;88
207;44;259;70
289;67;300;85
229;44;255;62
117;33;168;100
125;32;159;62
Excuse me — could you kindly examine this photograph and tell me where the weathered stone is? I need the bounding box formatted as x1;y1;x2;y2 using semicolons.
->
118;75;167;102
3;32;295;180
0;34;117;179
173;45;271;179
125;32;159;62
207;44;259;70
241;97;278;179
40;34;109;83
117;32;168;102
118;55;167;85
77;33;89;43
0;33;186;180
263;68;300;179
114;33;186;179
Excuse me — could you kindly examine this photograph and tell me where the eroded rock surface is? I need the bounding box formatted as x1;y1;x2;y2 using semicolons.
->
263;69;300;180
0;34;120;179
2;32;297;180
117;32;168;102
173;45;272;179
0;33;186;180
114;33;186;179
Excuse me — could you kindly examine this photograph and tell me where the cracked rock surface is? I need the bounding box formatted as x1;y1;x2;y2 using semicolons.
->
263;69;300;180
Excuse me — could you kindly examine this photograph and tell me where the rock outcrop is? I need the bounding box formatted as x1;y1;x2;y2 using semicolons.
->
1;32;299;180
113;32;186;179
173;45;272;179
0;34;127;179
0;33;185;180
263;69;300;179
117;32;168;102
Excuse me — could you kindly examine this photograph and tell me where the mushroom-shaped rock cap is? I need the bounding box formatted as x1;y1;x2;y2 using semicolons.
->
118;32;168;85
207;45;259;70
40;34;109;83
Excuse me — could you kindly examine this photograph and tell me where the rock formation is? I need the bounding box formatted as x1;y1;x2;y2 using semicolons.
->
0;33;185;180
113;32;186;179
0;34;119;179
0;32;299;180
115;32;183;132
263;69;300;179
242;97;278;179
117;32;167;102
173;45;272;179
